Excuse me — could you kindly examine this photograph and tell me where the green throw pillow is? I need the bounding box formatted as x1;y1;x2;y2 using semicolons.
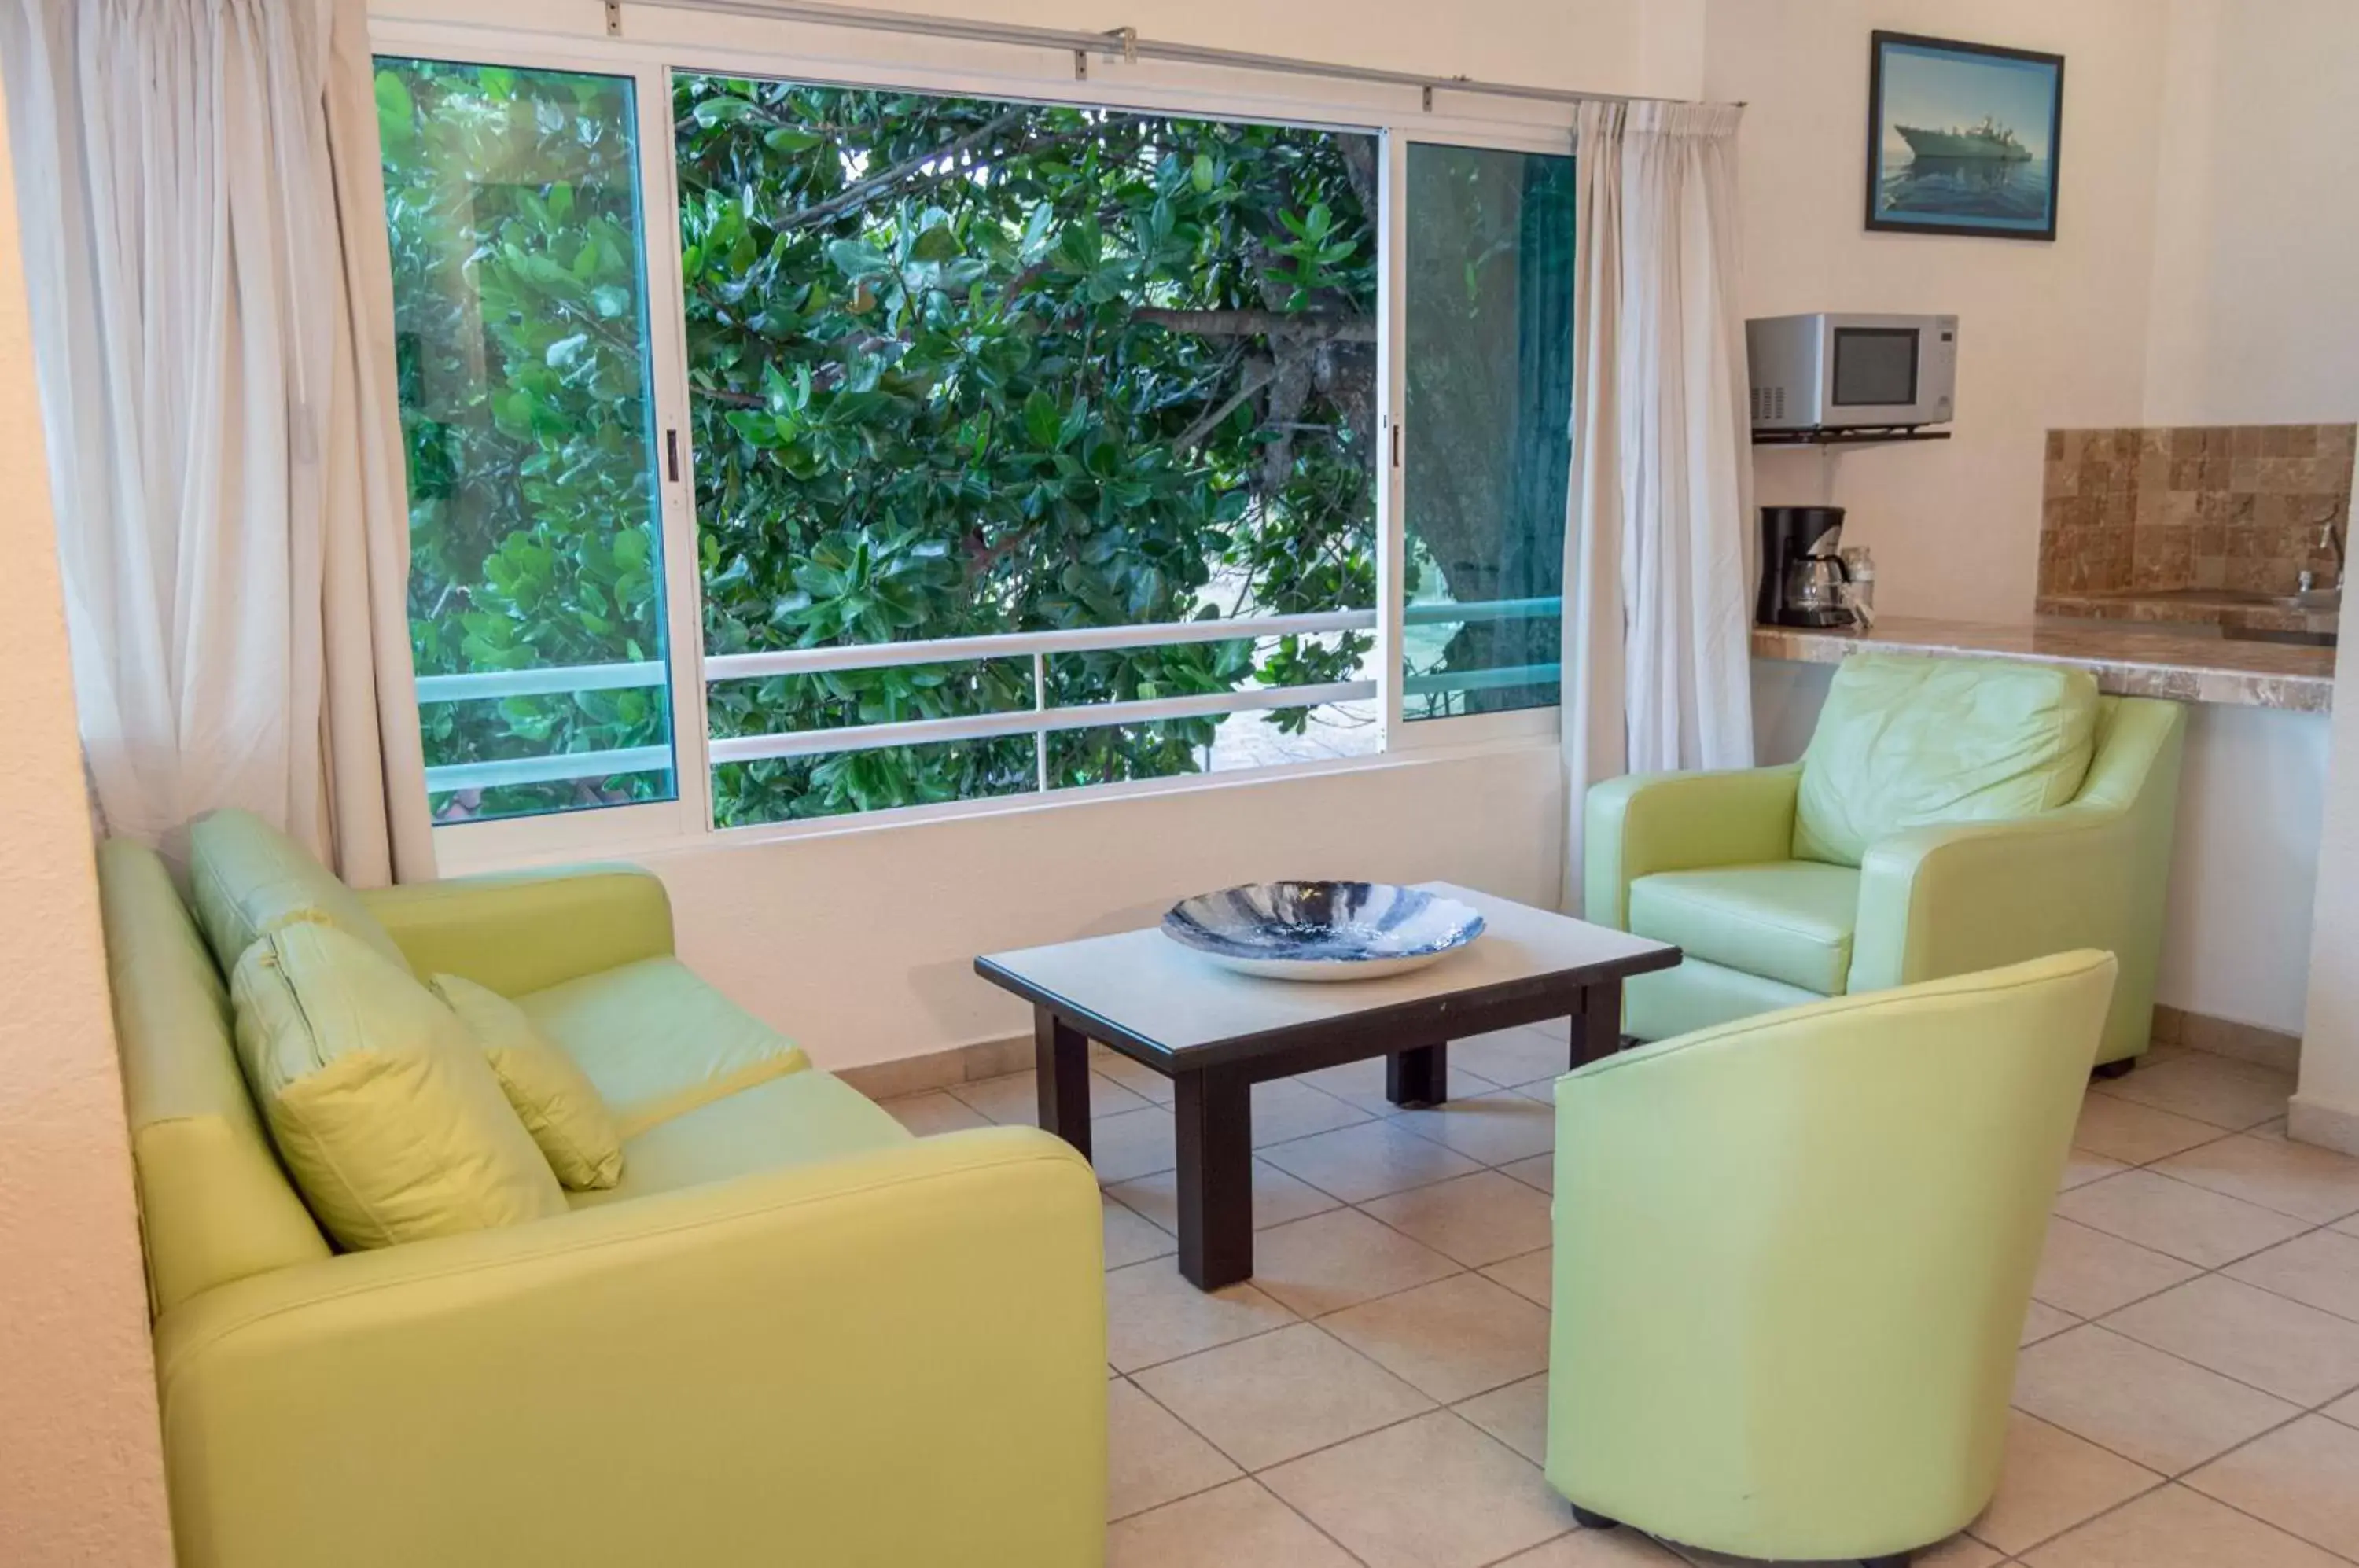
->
230;923;567;1250
433;974;624;1191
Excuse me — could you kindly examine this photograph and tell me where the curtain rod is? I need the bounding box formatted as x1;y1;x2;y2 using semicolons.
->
613;0;1717;110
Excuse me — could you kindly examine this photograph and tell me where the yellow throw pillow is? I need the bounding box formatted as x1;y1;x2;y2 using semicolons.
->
230;923;568;1250
433;974;624;1191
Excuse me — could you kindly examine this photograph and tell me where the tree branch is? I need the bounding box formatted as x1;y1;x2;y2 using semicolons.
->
1133;307;1375;343
1172;358;1276;451
778;109;1034;234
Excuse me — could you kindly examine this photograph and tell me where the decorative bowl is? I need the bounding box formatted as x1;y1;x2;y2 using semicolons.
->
1161;882;1486;981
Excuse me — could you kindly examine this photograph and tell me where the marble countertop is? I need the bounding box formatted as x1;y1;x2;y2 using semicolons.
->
1751;617;2335;712
2036;589;2339;636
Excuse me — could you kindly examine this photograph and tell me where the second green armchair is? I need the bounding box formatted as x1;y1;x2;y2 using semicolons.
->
1585;654;2185;1066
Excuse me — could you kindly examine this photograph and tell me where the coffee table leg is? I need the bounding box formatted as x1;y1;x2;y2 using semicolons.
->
1573;979;1625;1068
1174;1067;1253;1290
1033;1006;1092;1162
1386;1042;1448;1107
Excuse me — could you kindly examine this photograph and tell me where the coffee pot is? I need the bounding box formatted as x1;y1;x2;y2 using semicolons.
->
1759;506;1860;629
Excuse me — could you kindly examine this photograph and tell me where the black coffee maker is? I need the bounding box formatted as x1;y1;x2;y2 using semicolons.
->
1758;506;1857;628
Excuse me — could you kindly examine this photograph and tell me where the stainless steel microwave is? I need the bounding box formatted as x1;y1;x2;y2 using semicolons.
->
1746;313;1956;431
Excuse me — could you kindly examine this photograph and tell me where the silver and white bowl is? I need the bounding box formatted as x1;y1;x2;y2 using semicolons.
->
1161;881;1485;981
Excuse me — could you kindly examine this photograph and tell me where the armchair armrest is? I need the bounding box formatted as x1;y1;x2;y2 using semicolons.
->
154;1126;1106;1568
1584;765;1803;928
360;865;674;994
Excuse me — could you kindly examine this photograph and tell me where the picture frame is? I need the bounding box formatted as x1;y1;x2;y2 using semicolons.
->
1864;30;2065;241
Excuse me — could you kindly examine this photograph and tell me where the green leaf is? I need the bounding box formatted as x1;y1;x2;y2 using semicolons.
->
693;97;757;127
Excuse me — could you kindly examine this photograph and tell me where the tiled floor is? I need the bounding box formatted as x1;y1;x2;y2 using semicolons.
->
880;1032;2359;1568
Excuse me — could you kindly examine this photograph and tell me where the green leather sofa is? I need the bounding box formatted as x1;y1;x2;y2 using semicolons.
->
98;815;1107;1568
1585;655;2184;1067
1547;949;2118;1566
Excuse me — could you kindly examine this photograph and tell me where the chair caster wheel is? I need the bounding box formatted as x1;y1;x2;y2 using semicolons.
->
2092;1058;2136;1080
1570;1505;1619;1530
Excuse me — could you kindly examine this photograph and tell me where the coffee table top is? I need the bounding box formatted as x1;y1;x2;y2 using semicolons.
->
974;882;1679;1069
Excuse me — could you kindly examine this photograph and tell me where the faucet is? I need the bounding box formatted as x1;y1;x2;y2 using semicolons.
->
2298;513;2345;595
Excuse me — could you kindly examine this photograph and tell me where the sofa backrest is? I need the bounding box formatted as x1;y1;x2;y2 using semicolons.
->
98;840;329;1316
1793;653;2101;867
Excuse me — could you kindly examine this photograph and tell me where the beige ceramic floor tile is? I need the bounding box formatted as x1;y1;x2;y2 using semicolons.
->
1300;1055;1499;1116
1102;1258;1297;1373
2053;1169;2309;1268
1263;1410;1576;1568
948;1066;1152;1124
1104;1193;1180;1268
2228;1229;2359;1323
1451;1025;1574;1088
1260;1118;1485;1204
2031;1216;2203;1318
2154;1132;2359;1224
1132;1322;1433;1471
2103;1274;2359;1405
2022;1298;2081;1345
1250;1206;1464;1317
2012;1325;2299;1475
2070;1094;2233;1165
1499;1153;1555;1194
1106;1158;1343;1235
2094;1054;2295;1132
2061;1148;2131;1190
1091;1047;1179;1106
2021;1481;2343;1568
878;1088;994;1136
1250;1077;1378;1147
1107;1378;1242;1521
1393;1091;1558;1166
1321;1272;1552;1403
1455;1371;1549;1464
1092;1105;1181;1183
1484;1247;1554;1309
2329;1389;2359;1429
2187;1415;2359;1559
1967;1409;2161;1555
1912;1537;2008;1568
1493;1534;1686;1565
1363;1170;1557;1267
1106;1478;1358;1568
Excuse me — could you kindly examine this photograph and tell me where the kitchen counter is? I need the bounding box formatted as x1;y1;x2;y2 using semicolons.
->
1751;616;2335;712
2037;588;2339;638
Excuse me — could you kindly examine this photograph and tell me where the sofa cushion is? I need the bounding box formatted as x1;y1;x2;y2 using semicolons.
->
517;957;811;1136
434;973;624;1191
566;1067;911;1209
191;808;409;974
1628;861;1860;996
231;923;568;1250
1793;654;2100;867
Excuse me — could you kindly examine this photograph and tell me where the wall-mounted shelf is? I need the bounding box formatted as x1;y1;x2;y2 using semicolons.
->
1751;426;1954;447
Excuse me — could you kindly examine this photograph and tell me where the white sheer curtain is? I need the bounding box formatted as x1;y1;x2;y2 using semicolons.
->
0;0;432;883
1562;99;1756;907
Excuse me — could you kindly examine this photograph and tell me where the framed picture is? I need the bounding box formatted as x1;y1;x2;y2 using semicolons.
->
1865;31;2064;241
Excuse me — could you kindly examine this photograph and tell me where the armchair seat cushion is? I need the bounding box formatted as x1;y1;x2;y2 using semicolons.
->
1627;861;1860;996
518;957;811;1137
566;1067;911;1208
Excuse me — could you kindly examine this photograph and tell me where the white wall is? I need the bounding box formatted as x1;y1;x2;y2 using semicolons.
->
1754;660;2326;1036
649;749;1563;1067
0;91;175;1568
1706;0;2168;628
2142;0;2359;426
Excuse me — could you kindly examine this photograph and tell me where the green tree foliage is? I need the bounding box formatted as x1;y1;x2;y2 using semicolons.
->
674;79;1380;823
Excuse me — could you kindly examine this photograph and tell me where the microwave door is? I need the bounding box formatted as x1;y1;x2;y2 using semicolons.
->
1827;325;1920;422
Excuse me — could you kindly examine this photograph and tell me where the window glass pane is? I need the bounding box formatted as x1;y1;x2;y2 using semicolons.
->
1402;142;1574;720
378;57;677;823
675;78;1378;826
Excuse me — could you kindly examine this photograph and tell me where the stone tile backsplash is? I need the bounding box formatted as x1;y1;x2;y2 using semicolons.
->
2039;424;2355;597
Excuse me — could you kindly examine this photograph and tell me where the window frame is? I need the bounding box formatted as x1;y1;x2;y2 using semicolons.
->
369;7;1577;876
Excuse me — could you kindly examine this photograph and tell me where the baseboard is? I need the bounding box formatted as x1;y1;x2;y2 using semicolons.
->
834;1035;1032;1100
2151;1003;2302;1075
2289;1094;2359;1157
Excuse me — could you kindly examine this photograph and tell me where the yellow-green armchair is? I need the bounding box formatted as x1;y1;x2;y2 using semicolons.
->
1547;950;2118;1565
1585;654;2184;1067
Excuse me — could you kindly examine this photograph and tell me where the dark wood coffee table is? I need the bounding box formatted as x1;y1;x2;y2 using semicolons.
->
973;883;1680;1290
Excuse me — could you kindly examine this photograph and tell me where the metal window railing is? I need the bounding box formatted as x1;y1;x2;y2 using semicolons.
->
416;598;1560;794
